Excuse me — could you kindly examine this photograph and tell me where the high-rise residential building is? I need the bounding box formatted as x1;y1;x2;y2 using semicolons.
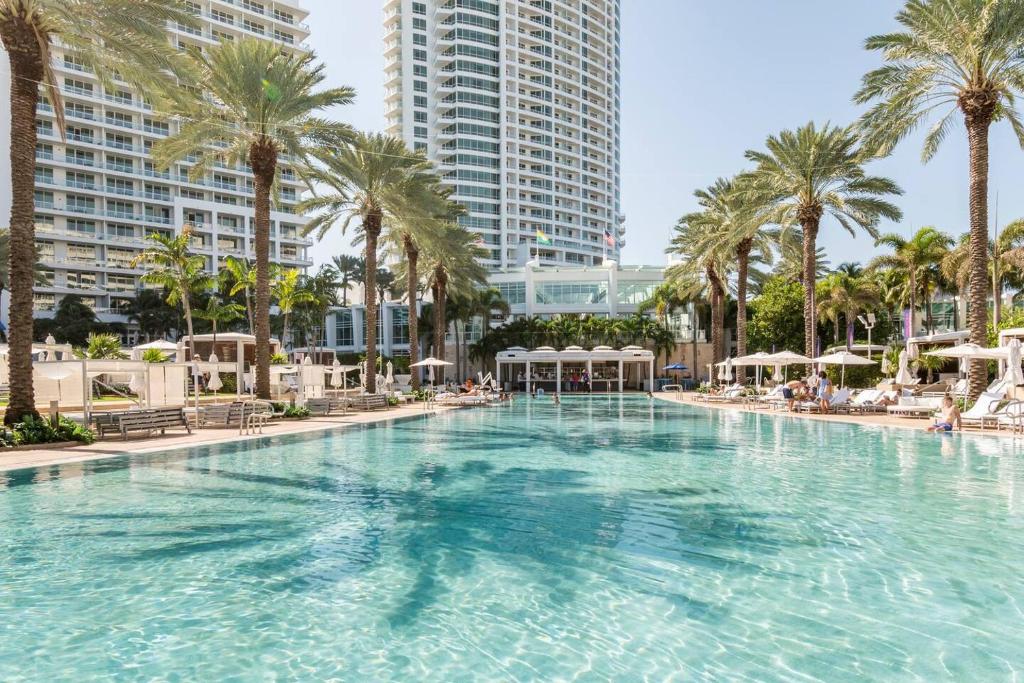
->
383;0;624;270
0;0;313;337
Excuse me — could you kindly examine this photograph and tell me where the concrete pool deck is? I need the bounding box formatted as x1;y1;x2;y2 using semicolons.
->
0;403;460;473
653;391;1023;439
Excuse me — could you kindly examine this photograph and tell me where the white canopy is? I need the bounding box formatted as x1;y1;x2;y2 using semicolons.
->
813;351;877;388
411;357;453;367
767;350;813;365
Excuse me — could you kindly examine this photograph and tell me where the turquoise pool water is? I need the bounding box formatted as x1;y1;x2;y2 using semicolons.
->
2;397;1024;681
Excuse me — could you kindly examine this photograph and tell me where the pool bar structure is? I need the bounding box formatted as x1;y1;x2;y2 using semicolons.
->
495;346;656;394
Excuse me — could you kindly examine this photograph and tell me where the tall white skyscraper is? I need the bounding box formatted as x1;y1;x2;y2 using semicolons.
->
383;0;623;269
0;0;313;335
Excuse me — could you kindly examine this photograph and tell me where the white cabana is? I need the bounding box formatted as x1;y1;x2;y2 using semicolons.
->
495;346;655;393
906;330;970;360
131;340;181;361
812;351;877;389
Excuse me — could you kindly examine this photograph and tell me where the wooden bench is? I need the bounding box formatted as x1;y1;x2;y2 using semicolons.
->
305;397;350;416
111;408;191;441
199;401;275;434
349;394;389;411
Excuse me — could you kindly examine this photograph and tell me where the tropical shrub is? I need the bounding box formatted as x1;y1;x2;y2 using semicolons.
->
141;349;170;363
0;416;95;447
270;352;289;365
282;405;310;419
748;277;805;353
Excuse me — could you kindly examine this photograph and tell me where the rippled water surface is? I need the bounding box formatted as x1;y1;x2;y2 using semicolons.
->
2;397;1024;681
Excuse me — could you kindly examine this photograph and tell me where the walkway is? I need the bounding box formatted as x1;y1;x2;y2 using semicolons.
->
0;403;457;473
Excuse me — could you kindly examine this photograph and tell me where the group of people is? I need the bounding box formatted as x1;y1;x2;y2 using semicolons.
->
780;371;835;413
517;369;593;394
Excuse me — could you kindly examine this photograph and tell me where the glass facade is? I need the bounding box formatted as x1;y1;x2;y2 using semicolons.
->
535;282;608;305
335;310;353;347
495;281;525;305
391;307;409;345
617;281;659;305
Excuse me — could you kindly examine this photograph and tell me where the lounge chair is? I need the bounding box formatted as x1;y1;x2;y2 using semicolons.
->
958;392;1007;431
850;389;898;413
702;383;745;403
847;389;879;412
887;396;943;418
797;388;851;414
748;385;784;409
995;401;1024;433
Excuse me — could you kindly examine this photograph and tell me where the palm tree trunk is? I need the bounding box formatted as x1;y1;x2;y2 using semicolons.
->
182;294;196;359
250;139;277;400
735;240;751;382
434;277;447;385
405;236;420;390
1;18;43;423
282;312;290;352
801;220;819;373
364;213;381;394
908;272;917;337
964;112;993;400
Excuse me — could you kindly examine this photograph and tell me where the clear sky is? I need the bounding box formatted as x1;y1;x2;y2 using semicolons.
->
303;0;1024;270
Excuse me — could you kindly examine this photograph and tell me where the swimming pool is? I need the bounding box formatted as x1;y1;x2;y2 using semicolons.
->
1;397;1023;680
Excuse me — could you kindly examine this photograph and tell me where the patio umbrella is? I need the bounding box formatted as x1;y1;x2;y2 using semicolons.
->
44;334;57;361
206;352;223;393
811;351;877;389
924;343;1005;396
717;357;732;383
766;350;813;382
302;355;312;365
733;351;774;386
880;351;891;376
1003;338;1024;386
663;362;687;383
411;357;453;388
894;349;915;385
385;361;394;390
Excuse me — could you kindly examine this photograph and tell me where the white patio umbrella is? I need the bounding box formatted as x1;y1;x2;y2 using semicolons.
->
717;356;733;383
894;349;915;385
766;350;813;381
733;351;774;386
385;361;394;390
44;334;57;361
924;343;1005;396
302;355;312;365
1003;338;1024;387
329;359;344;388
206;352;223;393
811;351;877;389
880;350;892;376
411;357;453;388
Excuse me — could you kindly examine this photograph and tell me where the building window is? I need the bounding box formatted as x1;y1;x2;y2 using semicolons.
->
414;126;428;139
413;17;426;30
414;64;427;77
495;282;525;305
413;49;427;62
335;310;353;347
391;307;409;345
412;2;426;15
617;281;658;305
535;282;608;305
414;95;428;108
414;111;428;123
413;32;426;46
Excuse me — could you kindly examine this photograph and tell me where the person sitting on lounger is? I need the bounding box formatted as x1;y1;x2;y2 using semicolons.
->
927;396;961;432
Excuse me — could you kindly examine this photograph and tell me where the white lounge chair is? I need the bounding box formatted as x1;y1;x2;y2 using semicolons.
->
797;387;851;414
700;383;744;403
888;396;943;418
959;392;1007;431
995;401;1024;433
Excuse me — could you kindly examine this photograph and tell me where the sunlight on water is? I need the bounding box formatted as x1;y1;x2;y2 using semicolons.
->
1;396;1023;681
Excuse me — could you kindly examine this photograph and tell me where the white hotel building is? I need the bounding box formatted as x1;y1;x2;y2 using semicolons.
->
0;0;313;334
383;0;624;269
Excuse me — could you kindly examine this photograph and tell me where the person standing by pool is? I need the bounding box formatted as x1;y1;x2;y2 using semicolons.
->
816;371;833;414
782;379;804;411
927;397;961;432
581;369;591;393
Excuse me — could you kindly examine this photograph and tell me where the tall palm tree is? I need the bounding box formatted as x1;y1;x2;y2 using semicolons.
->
0;0;193;422
816;271;879;348
743;122;903;360
869;227;953;336
132;229;213;359
775;236;830;284
686;177;777;375
153;38;355;400
665;211;733;365
421;223;488;385
331;254;364;307
271;267;313;352
855;0;1024;397
195;297;244;349
221;256;256;335
299;133;437;393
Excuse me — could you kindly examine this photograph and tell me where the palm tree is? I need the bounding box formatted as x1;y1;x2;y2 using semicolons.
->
665;210;733;365
743;122;903;360
869;227;953;336
195;296;244;349
331;254;364;307
153;38;355;400
462;287;509;377
856;0;1024;397
292;265;340;360
271;267;314;352
221;256;256;335
421;223;488;385
299;133;437;393
775;236;830;284
0;0;193;423
686;177;776;375
816;271;879;348
375;268;396;304
132;228;213;359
